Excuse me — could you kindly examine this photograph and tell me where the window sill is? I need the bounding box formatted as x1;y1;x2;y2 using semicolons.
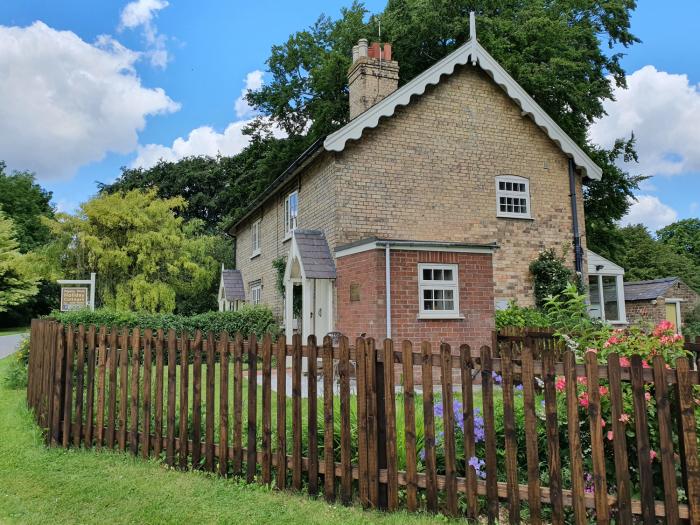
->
282;234;292;243
250;251;261;260
417;313;465;321
496;214;534;220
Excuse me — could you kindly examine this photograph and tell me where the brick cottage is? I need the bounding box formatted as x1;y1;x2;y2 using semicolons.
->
225;14;602;349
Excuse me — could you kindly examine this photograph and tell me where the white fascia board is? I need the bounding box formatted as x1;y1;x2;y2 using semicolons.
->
335;239;496;258
324;39;602;180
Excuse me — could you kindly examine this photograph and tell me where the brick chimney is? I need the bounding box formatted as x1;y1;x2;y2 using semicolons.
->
348;40;399;120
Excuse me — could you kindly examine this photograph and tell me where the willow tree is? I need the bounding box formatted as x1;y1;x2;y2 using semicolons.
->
0;212;38;312
43;189;219;313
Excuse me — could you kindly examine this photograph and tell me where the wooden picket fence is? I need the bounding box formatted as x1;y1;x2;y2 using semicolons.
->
26;319;700;524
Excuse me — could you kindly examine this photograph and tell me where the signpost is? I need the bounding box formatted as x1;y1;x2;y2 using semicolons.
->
57;272;96;311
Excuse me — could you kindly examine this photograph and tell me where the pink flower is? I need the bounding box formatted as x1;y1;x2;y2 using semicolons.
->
586;347;598;354
599;386;609;396
604;336;620;348
577;376;588;385
579;392;589;408
555;376;566;392
619;413;631;424
619;356;631;367
601;419;606;428
642;360;650;369
660;335;674;346
653;320;674;336
607;431;614;441
649;450;657;461
673;333;683;342
645;392;652;401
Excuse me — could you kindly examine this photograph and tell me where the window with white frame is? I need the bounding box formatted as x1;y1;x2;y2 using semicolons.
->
496;175;531;218
418;263;460;318
588;274;624;323
284;191;298;239
251;219;261;257
250;281;262;305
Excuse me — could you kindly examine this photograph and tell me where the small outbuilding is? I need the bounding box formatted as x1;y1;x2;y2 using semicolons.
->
624;277;699;333
218;265;246;312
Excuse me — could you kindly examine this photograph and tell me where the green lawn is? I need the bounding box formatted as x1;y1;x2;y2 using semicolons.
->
0;326;29;336
0;355;452;524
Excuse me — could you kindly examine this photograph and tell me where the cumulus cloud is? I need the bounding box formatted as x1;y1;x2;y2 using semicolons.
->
119;0;170;68
132;70;284;169
234;70;264;118
0;22;179;181
590;66;700;177
620;195;678;231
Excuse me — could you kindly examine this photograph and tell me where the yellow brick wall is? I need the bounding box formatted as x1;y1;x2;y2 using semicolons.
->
334;64;588;305
233;155;337;318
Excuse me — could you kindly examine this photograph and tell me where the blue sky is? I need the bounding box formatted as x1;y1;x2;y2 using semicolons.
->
1;0;698;232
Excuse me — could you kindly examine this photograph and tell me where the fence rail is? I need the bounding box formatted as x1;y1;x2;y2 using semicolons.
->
26;319;700;523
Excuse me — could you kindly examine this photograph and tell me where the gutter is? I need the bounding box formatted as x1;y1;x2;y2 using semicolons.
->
568;158;584;275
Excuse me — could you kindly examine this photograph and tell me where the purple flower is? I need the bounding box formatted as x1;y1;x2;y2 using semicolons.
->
468;456;486;479
515;384;524;392
540;399;546;408
473;415;485;443
434;402;444;418
491;371;502;385
419;448;426;462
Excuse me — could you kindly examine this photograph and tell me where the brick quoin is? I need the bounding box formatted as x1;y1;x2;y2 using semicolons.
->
336;249;494;350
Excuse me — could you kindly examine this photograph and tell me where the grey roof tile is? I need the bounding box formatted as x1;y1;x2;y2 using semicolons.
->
294;230;336;279
221;269;246;301
624;277;679;302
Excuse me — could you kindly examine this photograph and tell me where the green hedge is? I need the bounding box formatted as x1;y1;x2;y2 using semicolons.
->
47;306;280;338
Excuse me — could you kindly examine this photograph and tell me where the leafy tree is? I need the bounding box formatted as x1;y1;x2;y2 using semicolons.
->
40;190;220;314
657;218;700;267
0;162;54;252
612;224;700;292
0;212;38;313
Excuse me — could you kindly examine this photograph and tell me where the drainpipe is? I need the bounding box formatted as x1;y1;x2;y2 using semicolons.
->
385;244;392;339
568;158;583;275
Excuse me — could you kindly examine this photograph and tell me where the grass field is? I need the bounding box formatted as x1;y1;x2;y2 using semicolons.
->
0;326;29;336
0;354;456;524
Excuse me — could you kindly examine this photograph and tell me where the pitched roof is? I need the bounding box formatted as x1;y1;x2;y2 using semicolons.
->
293;230;336;279
324;16;602;180
624;277;680;302
221;269;245;301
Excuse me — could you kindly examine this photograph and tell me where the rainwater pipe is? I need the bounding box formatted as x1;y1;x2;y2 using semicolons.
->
569;158;584;275
385;244;391;339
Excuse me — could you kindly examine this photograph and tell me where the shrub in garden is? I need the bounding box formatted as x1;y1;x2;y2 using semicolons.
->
3;336;29;389
529;248;580;308
47;305;279;338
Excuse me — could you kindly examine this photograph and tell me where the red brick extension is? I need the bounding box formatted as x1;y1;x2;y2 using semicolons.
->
335;249;495;350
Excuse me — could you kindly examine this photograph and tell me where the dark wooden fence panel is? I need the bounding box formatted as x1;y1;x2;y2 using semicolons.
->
25;320;700;523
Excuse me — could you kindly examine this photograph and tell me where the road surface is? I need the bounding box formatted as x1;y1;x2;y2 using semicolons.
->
0;334;25;360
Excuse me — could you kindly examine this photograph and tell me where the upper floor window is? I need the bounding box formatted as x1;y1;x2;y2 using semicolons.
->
251;219;261;257
284;191;298;239
418;263;461;319
250;281;262;305
496;175;531;219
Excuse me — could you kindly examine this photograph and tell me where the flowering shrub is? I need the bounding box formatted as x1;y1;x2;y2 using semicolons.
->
593;320;689;364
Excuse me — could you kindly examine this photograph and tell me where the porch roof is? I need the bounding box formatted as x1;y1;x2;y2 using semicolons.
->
293;230;336;279
221;269;245;301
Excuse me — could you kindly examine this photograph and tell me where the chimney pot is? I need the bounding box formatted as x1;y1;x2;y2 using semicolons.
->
348;39;399;120
357;38;368;58
383;43;392;61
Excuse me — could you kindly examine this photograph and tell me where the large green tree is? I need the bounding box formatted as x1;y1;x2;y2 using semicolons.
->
657;218;700;267
0;162;54;253
41;190;221;313
612;224;700;292
0;212;38;313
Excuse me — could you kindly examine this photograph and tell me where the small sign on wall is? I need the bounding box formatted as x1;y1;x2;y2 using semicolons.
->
350;282;361;302
61;287;89;311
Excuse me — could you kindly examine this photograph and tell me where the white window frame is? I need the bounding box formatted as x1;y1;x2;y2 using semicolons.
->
417;263;462;319
496;175;531;219
251;219;261;258
284;191;298;240
588;273;626;324
250;282;262;305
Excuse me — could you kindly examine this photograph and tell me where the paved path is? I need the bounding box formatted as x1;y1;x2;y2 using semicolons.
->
0;334;25;360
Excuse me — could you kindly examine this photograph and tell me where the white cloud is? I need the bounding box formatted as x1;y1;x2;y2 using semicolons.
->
132;70;284;169
234;70;264;118
0;22;179;181
620;195;678;231
119;0;170;68
590;66;700;177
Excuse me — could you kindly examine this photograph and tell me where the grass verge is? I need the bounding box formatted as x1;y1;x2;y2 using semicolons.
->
0;354;449;524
